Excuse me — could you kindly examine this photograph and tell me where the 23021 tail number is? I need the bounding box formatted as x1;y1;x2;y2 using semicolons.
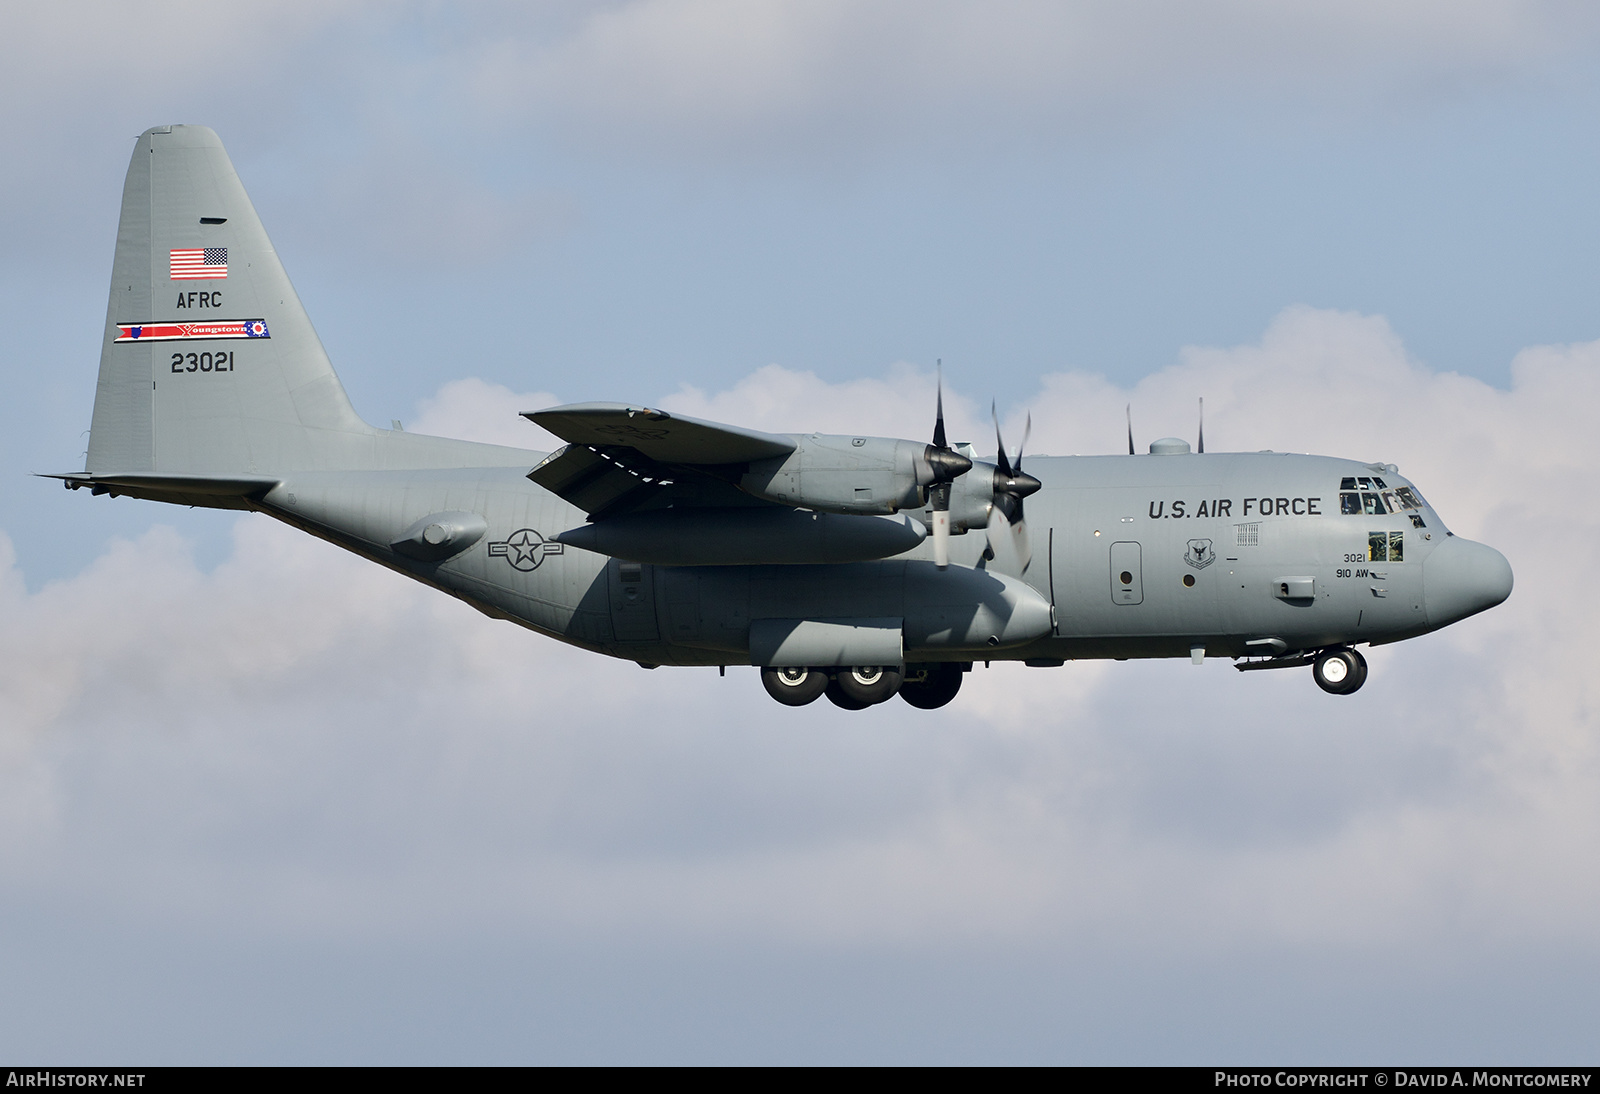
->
171;350;235;373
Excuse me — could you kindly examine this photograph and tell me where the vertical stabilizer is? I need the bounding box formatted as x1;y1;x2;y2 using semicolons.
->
88;125;372;475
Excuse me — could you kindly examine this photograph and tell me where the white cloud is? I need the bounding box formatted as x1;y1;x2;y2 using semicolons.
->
658;361;986;441
410;377;566;449
2;308;1594;976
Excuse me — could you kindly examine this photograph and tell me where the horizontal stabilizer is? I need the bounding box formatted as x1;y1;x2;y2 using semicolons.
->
43;471;280;509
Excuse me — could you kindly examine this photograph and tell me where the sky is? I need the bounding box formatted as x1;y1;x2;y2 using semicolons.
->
1;0;1598;1064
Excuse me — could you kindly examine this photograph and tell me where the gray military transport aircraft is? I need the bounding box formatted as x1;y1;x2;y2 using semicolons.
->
51;126;1514;710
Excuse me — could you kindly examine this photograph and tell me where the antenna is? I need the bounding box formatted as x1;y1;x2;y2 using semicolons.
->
1126;404;1135;455
1198;397;1204;454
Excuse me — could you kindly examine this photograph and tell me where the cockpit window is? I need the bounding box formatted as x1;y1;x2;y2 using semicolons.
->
1367;531;1406;561
1340;480;1429;516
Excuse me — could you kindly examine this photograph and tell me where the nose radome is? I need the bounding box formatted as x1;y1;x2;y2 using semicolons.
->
1423;536;1513;629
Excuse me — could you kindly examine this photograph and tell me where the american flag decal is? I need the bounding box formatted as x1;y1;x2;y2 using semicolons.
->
169;248;228;280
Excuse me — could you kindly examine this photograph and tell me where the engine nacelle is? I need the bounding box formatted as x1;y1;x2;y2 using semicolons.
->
919;460;1002;534
740;434;956;515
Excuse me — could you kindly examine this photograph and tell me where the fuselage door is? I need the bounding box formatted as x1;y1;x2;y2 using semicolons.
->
1110;541;1143;605
608;559;660;642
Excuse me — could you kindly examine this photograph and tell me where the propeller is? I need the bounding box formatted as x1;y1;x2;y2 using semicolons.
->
924;362;972;569
1127;403;1135;455
1198;396;1205;454
987;404;1041;572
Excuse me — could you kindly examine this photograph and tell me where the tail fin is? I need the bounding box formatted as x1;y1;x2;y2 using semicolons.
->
88;125;372;476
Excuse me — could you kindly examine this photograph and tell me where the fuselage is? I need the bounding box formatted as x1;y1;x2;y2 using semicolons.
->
250;444;1511;669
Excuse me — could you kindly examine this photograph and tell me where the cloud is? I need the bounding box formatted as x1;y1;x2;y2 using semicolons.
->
658;361;987;441
410;377;567;449
2;307;1599;1060
3;306;1594;965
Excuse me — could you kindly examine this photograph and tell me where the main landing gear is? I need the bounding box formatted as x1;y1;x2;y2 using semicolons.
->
760;663;965;710
1312;647;1368;695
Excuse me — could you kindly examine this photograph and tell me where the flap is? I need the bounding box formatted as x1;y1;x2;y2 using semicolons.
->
524;403;794;465
527;445;669;520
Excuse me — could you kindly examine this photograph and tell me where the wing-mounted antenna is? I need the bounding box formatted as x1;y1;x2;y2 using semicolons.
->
1126;404;1135;455
1198;396;1205;454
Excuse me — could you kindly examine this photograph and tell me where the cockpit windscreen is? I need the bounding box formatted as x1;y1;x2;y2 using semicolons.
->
1339;478;1427;519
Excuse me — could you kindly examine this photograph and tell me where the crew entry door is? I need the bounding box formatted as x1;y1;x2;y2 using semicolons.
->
1111;541;1143;605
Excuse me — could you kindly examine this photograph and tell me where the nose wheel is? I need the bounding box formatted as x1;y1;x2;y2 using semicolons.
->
1312;648;1368;694
898;663;964;709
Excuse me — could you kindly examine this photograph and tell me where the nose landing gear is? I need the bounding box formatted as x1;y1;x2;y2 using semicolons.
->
898;663;965;709
1312;647;1368;694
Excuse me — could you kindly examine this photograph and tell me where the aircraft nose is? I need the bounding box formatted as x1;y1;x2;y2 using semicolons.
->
1423;535;1513;629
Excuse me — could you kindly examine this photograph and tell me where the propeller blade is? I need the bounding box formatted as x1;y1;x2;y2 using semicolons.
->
922;364;972;487
1127;403;1135;455
984;505;1032;574
992;402;1013;478
1198;396;1204;454
1017;413;1031;472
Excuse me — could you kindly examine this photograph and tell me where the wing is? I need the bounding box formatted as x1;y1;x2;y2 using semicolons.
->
525;403;793;463
524;402;796;520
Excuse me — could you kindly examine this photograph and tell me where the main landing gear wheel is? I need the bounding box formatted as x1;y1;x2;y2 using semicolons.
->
762;667;829;706
832;666;903;706
899;664;964;709
1312;648;1368;695
824;678;872;709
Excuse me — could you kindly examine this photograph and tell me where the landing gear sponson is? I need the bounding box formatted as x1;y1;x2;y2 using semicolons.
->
761;663;967;709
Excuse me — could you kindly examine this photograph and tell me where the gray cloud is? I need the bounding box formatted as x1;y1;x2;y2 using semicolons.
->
2;309;1588;975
